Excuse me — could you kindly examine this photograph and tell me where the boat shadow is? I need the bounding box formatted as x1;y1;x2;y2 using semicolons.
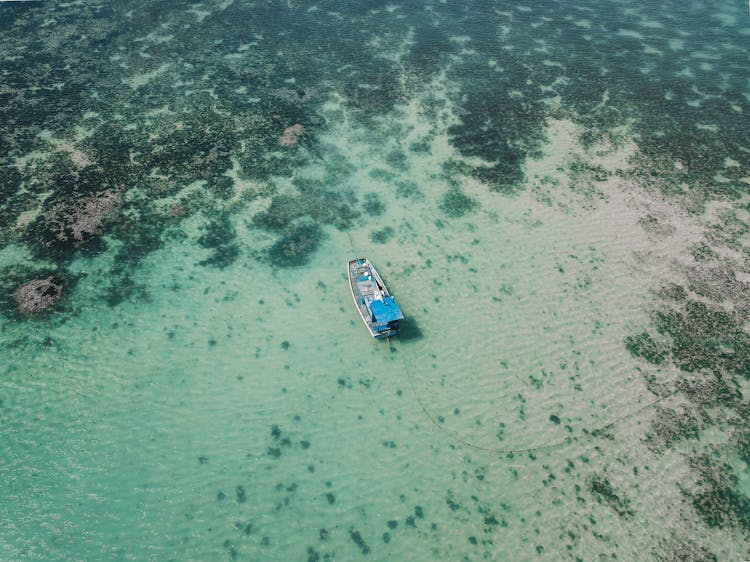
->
397;317;423;343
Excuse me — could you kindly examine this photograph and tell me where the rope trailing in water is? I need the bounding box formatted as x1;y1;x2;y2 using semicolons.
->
349;226;677;456
393;338;679;456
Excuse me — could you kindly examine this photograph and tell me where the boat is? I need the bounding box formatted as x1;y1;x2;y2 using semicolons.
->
348;258;404;339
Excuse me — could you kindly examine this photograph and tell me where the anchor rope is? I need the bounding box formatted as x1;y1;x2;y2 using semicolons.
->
394;335;679;456
349;221;678;456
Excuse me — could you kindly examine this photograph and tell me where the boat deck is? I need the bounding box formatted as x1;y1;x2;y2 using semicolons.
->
349;258;401;339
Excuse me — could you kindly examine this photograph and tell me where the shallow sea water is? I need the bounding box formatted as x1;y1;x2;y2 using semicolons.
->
1;1;749;561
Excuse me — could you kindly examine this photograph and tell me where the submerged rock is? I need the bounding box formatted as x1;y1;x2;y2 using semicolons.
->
13;276;63;315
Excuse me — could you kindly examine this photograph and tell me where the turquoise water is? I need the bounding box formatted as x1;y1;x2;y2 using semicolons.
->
1;1;749;560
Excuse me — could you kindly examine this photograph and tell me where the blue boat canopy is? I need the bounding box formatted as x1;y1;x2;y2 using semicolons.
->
370;296;404;323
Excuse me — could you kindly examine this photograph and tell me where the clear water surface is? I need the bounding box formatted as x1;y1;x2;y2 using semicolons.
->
1;1;749;560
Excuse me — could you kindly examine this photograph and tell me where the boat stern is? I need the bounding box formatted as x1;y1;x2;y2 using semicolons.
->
369;296;404;338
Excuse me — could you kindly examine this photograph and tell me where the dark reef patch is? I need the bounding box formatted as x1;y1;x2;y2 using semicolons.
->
349;528;370;555
651;535;717;562
385;150;408;172
268;220;325;268
394;180;423;200
687;453;750;532
369;168;395;182
650;406;702;449
402;23;454;82
222;539;237;559
27;187;122;259
362;193;385;216
371;226;394;244
625;332;668;365
251;180;361;265
198;215;236;250
588;475;634;519
135;111;237;185
199;243;240;269
653;300;749;375
197;214;240;269
438;187;478;218
445;48;547;193
253;180;359;233
271;424;282;440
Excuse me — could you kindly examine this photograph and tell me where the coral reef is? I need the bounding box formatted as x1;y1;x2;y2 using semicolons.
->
24;186;122;259
42;189;121;248
13;276;63;315
279;124;305;147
